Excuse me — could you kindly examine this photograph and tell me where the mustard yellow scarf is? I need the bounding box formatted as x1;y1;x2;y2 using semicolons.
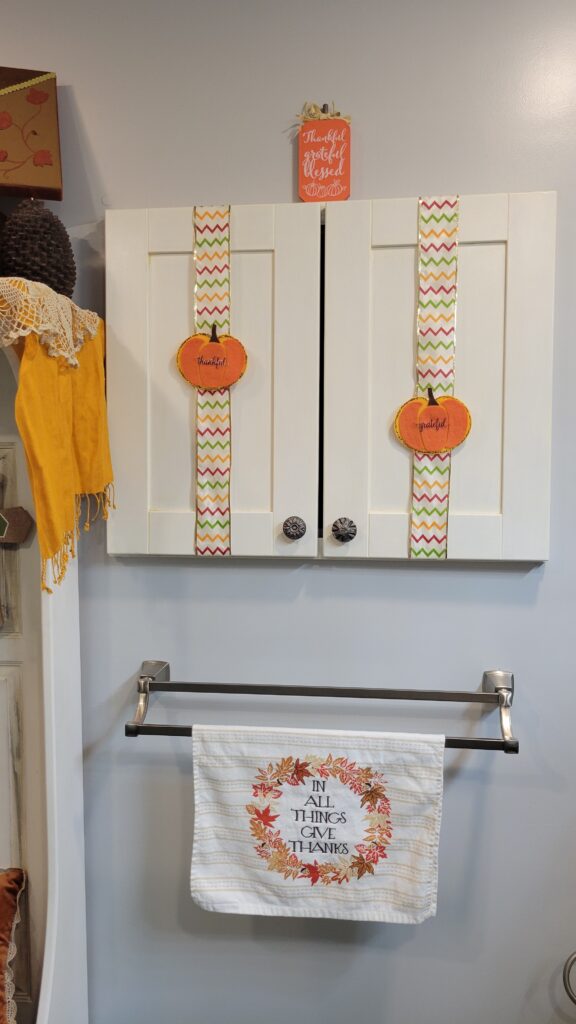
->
14;318;113;590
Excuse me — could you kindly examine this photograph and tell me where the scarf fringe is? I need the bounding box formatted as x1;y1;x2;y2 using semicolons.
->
41;483;115;593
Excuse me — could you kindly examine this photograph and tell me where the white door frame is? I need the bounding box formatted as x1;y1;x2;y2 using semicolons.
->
2;348;89;1024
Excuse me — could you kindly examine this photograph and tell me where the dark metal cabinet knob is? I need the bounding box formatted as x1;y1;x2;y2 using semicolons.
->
332;517;357;543
283;516;307;540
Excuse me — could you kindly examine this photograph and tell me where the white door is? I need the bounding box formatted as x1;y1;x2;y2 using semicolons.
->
106;203;321;557
0;350;45;1023
323;193;556;560
0;349;89;1024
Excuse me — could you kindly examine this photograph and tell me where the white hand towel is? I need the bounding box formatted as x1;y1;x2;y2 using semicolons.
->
191;725;444;923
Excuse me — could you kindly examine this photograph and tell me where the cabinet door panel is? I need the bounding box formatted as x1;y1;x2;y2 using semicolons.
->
107;203;321;557
324;193;556;561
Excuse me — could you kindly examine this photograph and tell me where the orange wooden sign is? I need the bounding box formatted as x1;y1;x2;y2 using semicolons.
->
394;388;472;454
298;117;350;202
177;325;247;391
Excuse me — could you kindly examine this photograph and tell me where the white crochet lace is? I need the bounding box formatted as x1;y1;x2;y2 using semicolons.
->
4;876;24;1024
0;277;99;366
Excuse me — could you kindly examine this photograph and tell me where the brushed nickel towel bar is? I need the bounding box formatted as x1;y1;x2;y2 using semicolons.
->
125;661;518;753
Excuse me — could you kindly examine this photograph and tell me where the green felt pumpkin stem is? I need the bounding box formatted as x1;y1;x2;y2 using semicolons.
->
427;387;439;406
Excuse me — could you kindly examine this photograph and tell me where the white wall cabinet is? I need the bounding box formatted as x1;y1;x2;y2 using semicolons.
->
106;192;556;561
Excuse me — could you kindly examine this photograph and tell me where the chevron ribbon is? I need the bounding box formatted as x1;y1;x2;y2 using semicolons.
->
410;196;459;559
193;206;231;556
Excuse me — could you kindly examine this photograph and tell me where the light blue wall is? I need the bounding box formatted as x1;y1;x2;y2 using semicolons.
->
5;1;576;1020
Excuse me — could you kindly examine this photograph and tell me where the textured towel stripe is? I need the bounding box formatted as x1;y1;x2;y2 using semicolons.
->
410;196;459;560
192;826;438;858
194;803;440;832
193;205;231;556
197;778;438;801
191;878;434;908
191;852;433;883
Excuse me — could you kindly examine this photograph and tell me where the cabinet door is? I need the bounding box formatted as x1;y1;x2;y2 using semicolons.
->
106;204;320;557
323;193;556;560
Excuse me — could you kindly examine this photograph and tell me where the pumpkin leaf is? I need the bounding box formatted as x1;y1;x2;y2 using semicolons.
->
288;759;312;785
300;862;321;885
275;756;295;781
360;784;387;809
254;805;279;828
256;762;277;783
351;855;375;879
249;820;269;841
252;782;282;799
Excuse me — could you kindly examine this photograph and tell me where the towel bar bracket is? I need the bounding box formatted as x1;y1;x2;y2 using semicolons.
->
124;661;169;736
482;670;515;749
125;662;518;752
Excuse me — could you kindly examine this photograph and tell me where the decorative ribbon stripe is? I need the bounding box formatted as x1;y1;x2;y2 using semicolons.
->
193;206;231;556
410;196;459;559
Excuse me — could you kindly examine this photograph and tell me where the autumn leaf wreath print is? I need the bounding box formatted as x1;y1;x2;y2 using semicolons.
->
246;754;393;886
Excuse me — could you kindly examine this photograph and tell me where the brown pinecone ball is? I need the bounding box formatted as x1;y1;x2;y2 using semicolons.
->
0;199;76;298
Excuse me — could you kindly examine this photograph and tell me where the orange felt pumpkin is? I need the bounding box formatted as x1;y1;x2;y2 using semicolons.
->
395;387;471;453
177;324;247;391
